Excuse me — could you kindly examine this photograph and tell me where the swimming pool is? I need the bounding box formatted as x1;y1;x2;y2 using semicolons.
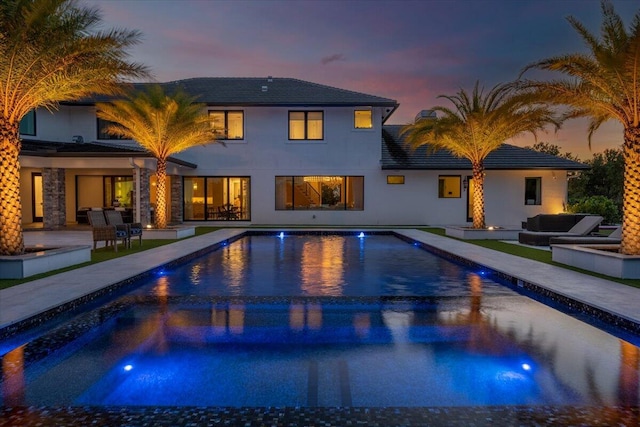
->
1;234;639;420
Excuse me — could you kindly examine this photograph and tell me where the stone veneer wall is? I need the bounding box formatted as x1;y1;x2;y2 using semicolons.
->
42;168;66;229
170;175;183;224
139;168;152;226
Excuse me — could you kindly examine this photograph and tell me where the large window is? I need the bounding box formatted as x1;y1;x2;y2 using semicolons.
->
75;175;133;209
104;176;134;207
438;175;461;198
275;176;363;210
19;110;36;135
209;110;244;140
183;176;250;221
289;111;323;140
97;118;127;140
525;177;542;205
354;110;372;129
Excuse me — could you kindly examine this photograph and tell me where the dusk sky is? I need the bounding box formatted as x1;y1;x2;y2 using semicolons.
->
85;0;639;160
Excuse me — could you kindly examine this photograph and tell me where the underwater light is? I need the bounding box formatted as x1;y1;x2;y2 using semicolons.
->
521;363;531;371
358;232;365;238
124;364;133;371
279;232;284;239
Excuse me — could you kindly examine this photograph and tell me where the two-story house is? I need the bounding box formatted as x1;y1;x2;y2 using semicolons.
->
18;77;588;229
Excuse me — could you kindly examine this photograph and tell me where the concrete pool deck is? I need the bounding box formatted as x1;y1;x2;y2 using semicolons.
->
2;227;639;333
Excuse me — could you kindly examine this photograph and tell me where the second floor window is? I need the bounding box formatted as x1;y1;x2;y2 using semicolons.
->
289;111;323;140
209;111;244;140
354;110;372;129
97;118;127;140
19;110;36;136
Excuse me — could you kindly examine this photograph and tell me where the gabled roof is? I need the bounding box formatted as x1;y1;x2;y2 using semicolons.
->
381;125;589;170
20;139;197;168
66;77;399;108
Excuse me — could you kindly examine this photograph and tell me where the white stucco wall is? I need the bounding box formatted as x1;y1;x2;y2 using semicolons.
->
20;104;572;227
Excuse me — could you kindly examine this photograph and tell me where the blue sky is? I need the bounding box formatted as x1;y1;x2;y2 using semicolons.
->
86;0;639;159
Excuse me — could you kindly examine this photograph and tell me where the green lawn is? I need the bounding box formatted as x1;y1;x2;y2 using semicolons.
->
0;227;221;290
419;227;640;289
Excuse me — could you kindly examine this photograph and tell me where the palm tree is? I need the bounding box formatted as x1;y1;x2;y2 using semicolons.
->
519;0;640;255
96;85;218;229
401;81;558;229
0;0;147;256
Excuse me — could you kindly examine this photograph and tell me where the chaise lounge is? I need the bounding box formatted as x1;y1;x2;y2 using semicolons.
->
518;215;604;246
549;225;622;246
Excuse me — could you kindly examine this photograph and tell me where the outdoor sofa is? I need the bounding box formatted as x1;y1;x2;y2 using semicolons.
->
518;215;604;246
522;213;591;232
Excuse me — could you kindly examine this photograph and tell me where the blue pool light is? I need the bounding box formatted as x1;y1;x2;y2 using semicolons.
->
279;232;285;239
522;363;532;371
123;364;133;372
358;232;365;238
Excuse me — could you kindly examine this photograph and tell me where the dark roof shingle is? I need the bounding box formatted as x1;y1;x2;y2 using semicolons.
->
67;77;398;107
381;125;589;170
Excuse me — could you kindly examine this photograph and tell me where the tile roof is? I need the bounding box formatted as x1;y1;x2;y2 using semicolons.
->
381;125;590;170
67;77;399;108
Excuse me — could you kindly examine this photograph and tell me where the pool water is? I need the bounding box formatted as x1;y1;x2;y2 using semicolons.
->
1;234;639;408
129;235;513;297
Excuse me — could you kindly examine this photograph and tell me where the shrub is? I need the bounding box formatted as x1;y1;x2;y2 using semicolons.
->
567;195;621;225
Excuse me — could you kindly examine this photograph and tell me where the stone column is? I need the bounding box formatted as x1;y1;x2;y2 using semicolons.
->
42;168;66;229
139;168;152;226
170;175;183;224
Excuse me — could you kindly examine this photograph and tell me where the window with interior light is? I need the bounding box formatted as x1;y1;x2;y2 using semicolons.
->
438;175;461;198
387;175;405;184
525;177;542;205
183;176;250;221
275;176;363;210
354;110;372;129
209;111;244;140
289;111;323;140
19;110;36;135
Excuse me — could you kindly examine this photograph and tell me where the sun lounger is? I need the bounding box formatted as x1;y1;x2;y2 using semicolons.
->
549;225;621;246
518;215;604;246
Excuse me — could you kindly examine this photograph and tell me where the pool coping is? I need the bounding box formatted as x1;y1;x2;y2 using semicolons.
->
2;228;640;339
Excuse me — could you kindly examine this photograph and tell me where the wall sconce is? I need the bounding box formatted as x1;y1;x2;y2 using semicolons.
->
463;178;468;191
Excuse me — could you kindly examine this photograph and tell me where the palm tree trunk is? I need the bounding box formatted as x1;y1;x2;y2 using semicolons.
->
620;127;640;255
155;158;167;229
0;121;25;255
471;161;486;229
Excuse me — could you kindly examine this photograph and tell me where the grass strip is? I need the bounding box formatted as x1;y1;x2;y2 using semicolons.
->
419;227;640;289
0;227;221;290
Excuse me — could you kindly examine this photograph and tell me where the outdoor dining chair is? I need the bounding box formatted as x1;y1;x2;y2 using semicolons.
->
105;209;143;248
87;210;129;252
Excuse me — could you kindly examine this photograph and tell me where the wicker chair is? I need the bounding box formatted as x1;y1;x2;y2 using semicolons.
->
87;210;129;252
105;209;143;248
